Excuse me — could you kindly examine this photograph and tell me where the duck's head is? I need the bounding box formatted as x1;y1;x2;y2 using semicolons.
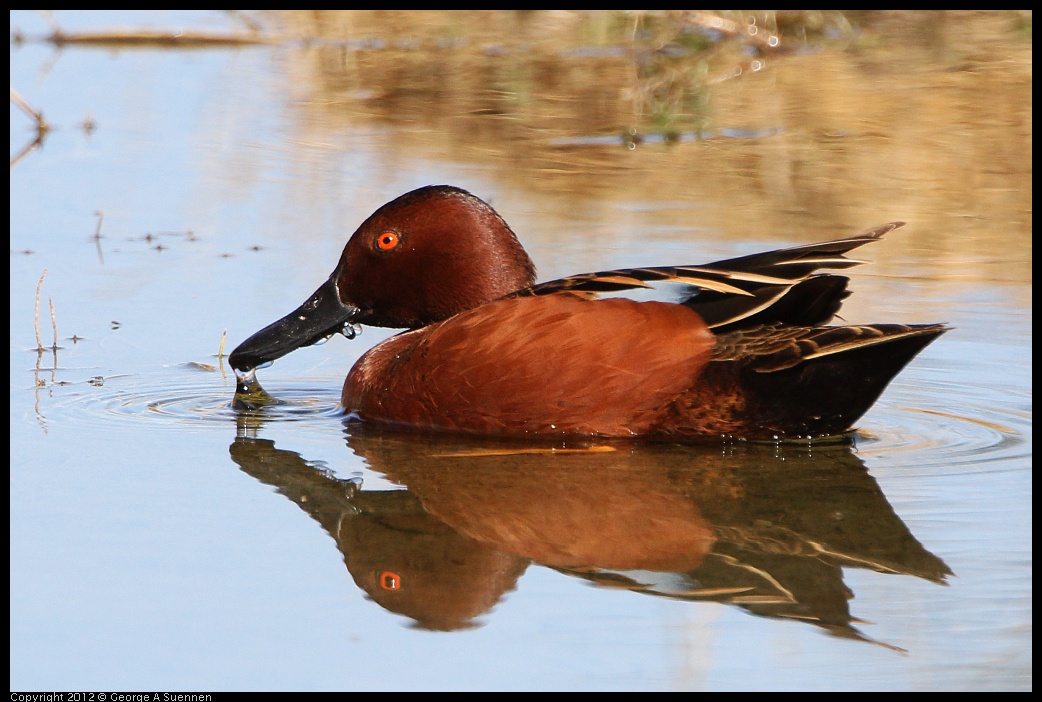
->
229;185;536;373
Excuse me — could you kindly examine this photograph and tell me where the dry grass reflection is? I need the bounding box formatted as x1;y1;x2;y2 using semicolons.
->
265;12;1028;224
245;11;1031;286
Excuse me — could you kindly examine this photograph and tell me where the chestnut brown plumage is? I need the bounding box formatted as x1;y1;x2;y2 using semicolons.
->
230;185;947;440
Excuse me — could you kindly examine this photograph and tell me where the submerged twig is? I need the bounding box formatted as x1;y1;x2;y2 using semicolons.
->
93;210;105;264
33;269;60;352
42;27;279;48
34;269;46;351
10;87;51;167
10;86;45;124
49;297;58;350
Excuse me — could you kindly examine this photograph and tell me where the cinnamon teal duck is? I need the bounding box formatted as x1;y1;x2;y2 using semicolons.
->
229;185;947;441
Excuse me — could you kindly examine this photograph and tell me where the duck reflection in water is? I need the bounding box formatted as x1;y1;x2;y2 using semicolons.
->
228;421;950;648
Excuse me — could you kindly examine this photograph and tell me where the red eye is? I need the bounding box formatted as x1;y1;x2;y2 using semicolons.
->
375;231;400;251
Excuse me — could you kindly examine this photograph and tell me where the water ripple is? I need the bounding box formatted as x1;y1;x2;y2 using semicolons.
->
852;380;1030;475
29;371;344;431
26;367;1028;475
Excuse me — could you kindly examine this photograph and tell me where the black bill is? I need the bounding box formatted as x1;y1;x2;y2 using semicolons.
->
228;277;361;373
